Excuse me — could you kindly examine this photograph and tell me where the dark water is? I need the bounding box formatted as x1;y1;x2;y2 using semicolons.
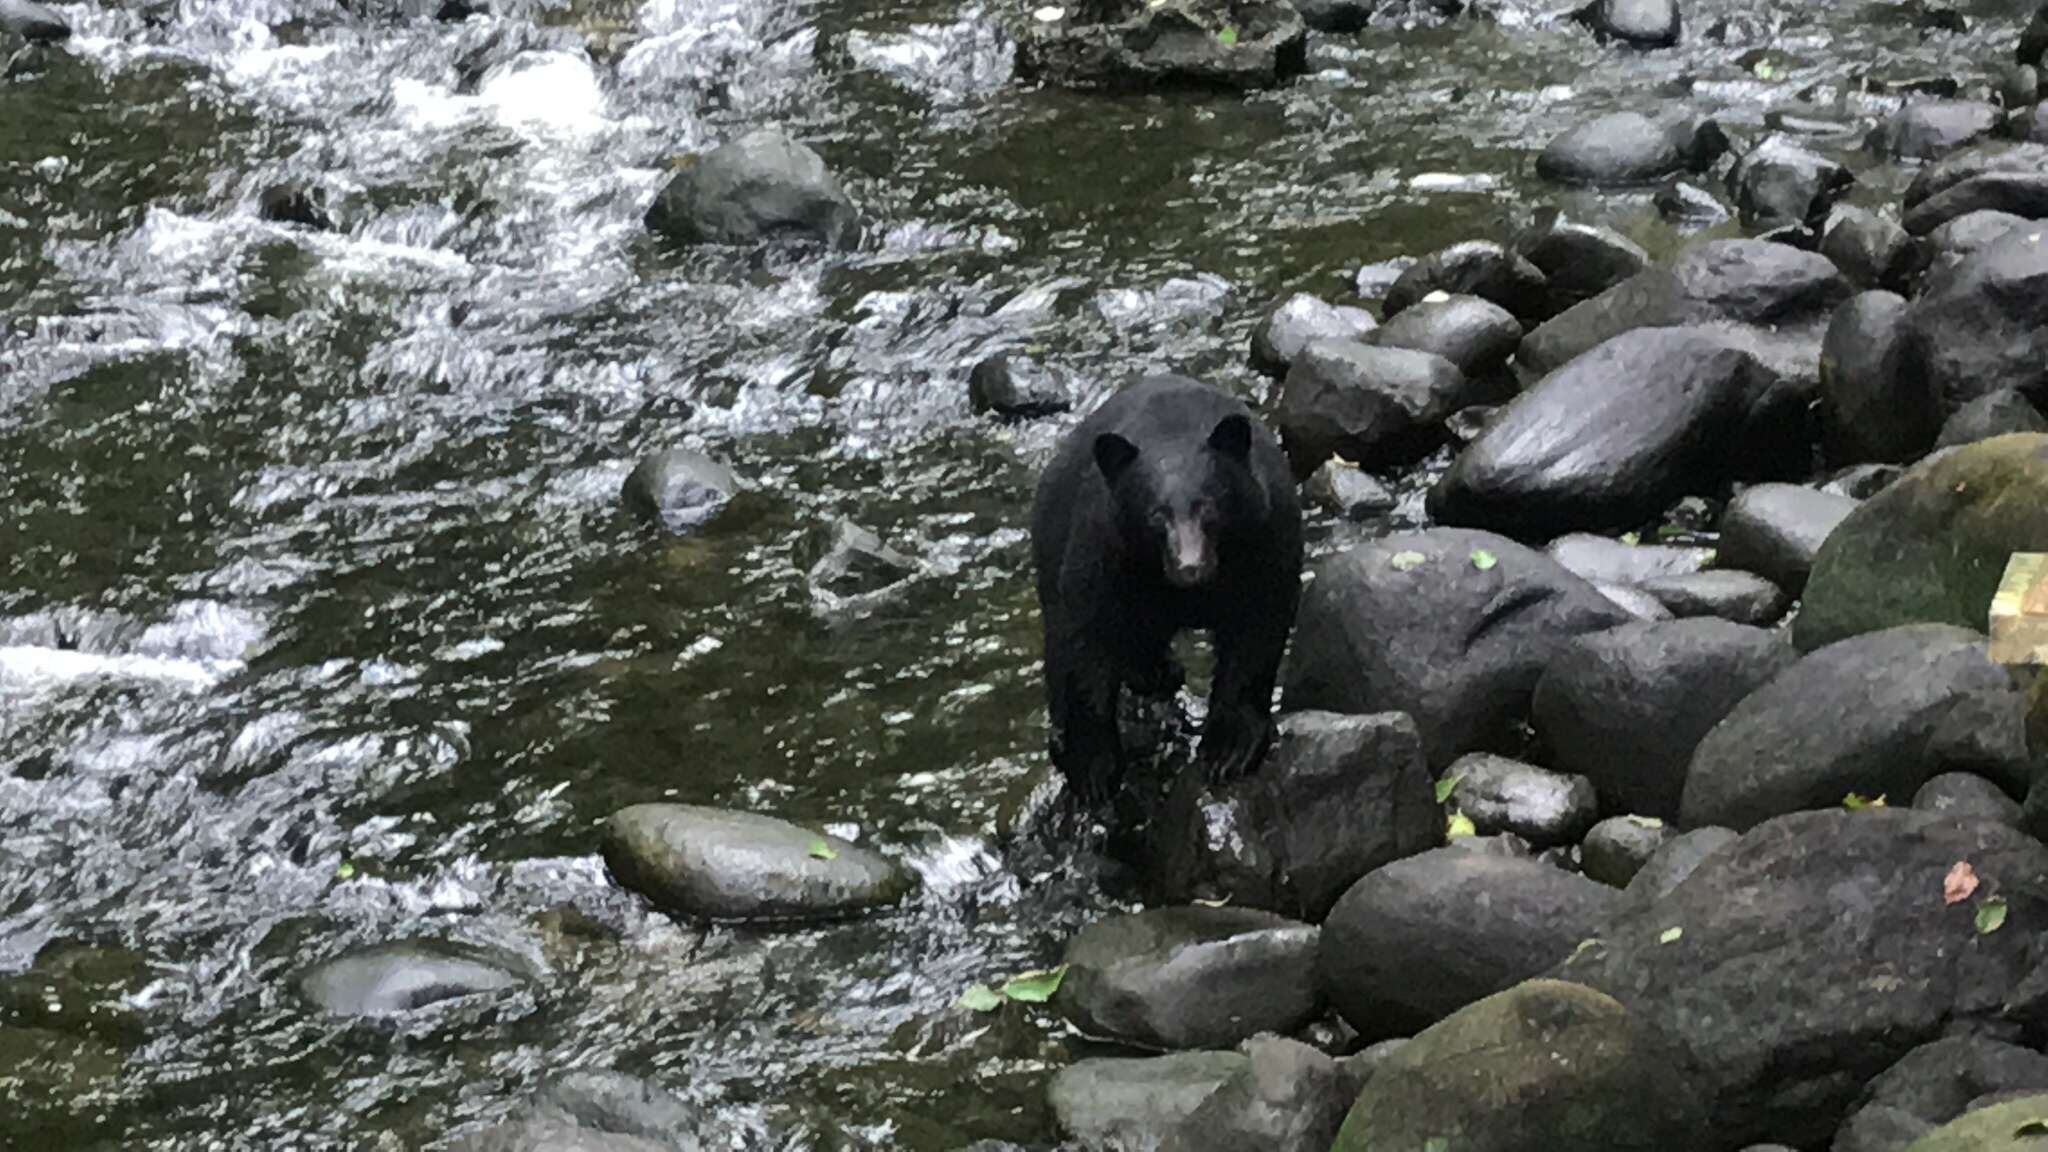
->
0;0;2034;1143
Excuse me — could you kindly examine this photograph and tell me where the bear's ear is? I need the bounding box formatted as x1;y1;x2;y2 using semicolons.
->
1094;433;1140;484
1208;414;1253;461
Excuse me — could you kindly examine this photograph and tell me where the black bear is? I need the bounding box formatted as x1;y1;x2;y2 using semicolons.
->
1031;374;1303;806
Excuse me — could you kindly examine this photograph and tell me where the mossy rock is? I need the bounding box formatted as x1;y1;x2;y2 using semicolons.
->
1900;1094;2048;1151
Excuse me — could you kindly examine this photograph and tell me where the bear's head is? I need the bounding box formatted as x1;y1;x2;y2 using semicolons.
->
1094;413;1260;590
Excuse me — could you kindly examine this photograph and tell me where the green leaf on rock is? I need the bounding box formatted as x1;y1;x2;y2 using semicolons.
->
1217;23;1238;44
1620;532;1641;546
1625;815;1665;829
1001;965;1068;1003
1470;549;1498;571
1390;550;1428;572
1434;774;1462;804
1659;926;1683;945
335;861;356;881
808;838;839;860
1979;897;2009;935
1843;792;1887;810
1446;811;1476;839
957;984;1003;1012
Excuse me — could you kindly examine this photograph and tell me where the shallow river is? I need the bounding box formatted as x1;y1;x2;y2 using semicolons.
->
0;0;2033;1143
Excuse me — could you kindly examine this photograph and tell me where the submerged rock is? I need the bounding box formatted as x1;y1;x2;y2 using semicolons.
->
807;520;922;599
1050;1052;1250;1150
1537;112;1726;187
0;0;70;42
1249;294;1376;378
645;129;858;249
1440;753;1598;848
1015;0;1308;91
968;353;1072;418
600;804;916;922
300;942;522;1017
621;447;737;534
1057;907;1321;1051
259;183;333;230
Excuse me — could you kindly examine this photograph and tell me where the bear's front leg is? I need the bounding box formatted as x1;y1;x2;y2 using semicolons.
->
1046;625;1127;807
1199;609;1291;784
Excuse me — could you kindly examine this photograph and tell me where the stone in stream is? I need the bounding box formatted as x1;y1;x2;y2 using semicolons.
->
1544;533;1714;588
1148;710;1441;920
1904;143;2048;210
1904;173;2048;234
1928;209;2032;269
1431;328;1793;541
1330;981;1710;1152
620;447;737;534
1715;483;1858;594
1536;112;1727;187
1913;772;2027;828
1439;753;1597;848
1885;234;2048;416
258;183;334;230
1935;387;2047;448
1572;0;1680;47
1049;1051;1250;1150
967;353;1071;418
1160;1035;1359;1152
1513;217;1651;313
807;520;922;599
1054;906;1321;1051
1248;293;1376;378
1821;289;1937;465
1273;340;1476;475
1304;459;1395;520
1797;435;2048;651
1014;0;1308;91
1727;134;1854;229
1533;618;1795;820
1370;293;1521;384
1554;809;2048;1148
0;0;69;41
1381;241;1550;326
450;1070;713;1152
1656;178;1732;224
1635;569;1789;625
1318;847;1620;1039
299;942;523;1017
1869;100;2003;162
645;129;858;249
1580;815;1674;887
1900;1094;2048;1152
1821;206;1926;293
1679;625;2032;832
1281;529;1631;770
600;804;916;922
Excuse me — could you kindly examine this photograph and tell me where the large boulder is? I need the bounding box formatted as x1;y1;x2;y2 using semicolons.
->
1537;112;1727;187
1835;1036;2048;1152
1274;340;1475;475
1714;483;1858;594
1728;135;1855;229
1573;0;1681;47
645;129;858;249
1330;981;1710;1152
1056;907;1320;1051
1383;242;1550;326
1050;1052;1250;1150
600;804;916;921
1281;530;1633;769
1885;234;2048;416
1821;290;1937;465
1319;848;1620;1039
1015;0;1308;90
1681;625;2033;832
1796;435;2048;650
1554;809;2048;1148
1869;101;2003;161
1430;328;1790;540
1903;144;2048;214
1249;294;1376;377
1149;711;1441;920
1162;1036;1359;1152
1533;619;1796;820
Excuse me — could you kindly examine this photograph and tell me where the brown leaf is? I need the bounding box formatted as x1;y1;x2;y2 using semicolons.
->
1945;860;1980;906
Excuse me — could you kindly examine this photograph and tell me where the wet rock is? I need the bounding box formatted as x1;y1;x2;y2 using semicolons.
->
1581;815;1674;887
1432;328;1789;540
1941;771;2033;833
1015;0;1308;91
1320;850;1621;1039
1354;257;1416;301
807;520;921;598
1620;824;1735;906
1534;618;1795;820
1573;0;1680;47
258;183;332;230
1371;294;1521;384
1935;387;2046;448
1150;711;1441;920
452;1071;707;1152
1797;434;2048;650
1869;100;2003;161
1289;0;1372;32
1545;533;1714;587
1821;290;1935;465
1249;294;1377;378
1904;173;2048;234
1305;460;1396;519
1441;753;1598;848
1635;569;1789;625
1057;907;1320;1051
1382;242;1550;326
1163;1036;1356;1152
968;353;1071;418
621;447;737;534
1928;209;2030;266
1822;462;1907;499
1514;218;1652;312
1900;1094;2048;1152
1680;625;2032;831
1728;134;1854;229
1537;112;1727;187
299;942;522;1017
1595;581;1673;620
1657;179;1732;224
1716;483;1858;594
1821;207;1924;292
0;0;69;42
1282;529;1632;769
1331;981;1709;1152
1049;1052;1250;1150
1902;143;2048;212
1834;1104;1931;1152
600;804;916;922
2026;3;2048;67
1555;809;2048;1147
1274;340;1475;475
645;129;858;249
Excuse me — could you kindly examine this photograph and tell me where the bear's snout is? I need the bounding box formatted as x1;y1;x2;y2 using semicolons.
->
1164;519;1216;588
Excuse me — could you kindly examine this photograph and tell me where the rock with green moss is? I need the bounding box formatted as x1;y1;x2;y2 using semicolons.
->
1796;434;2048;652
1900;1094;2048;1152
1330;979;1709;1152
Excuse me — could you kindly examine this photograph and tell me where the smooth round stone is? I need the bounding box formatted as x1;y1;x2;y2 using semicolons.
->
601;804;916;922
1251;293;1378;377
1057;906;1321;1051
1912;772;2025;828
1581;815;1675;887
1442;755;1598;847
299;942;523;1017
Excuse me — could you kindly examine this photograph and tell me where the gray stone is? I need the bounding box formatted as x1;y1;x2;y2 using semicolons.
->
1912;773;2027;828
1575;0;1681;47
1383;242;1550;326
1250;294;1377;378
1441;753;1598;848
1935;388;2046;449
807;520;921;598
1869;101;2003;161
300;942;522;1017
1371;294;1521;384
1621;825;1736;907
1821;207;1925;293
1538;112;1726;187
1058;907;1320;1051
1821;290;1934;465
1514;218;1652;313
1546;534;1714;588
1015;0;1308;91
1728;135;1855;229
0;0;68;41
1581;815;1674;887
621;448;737;534
1635;570;1789;625
969;354;1072;418
1275;339;1476;475
1887;233;2048;415
600;804;916;922
1049;1052;1250;1150
645;129;857;249
1305;460;1396;520
1163;1036;1357;1152
1715;483;1858;594
1595;581;1674;620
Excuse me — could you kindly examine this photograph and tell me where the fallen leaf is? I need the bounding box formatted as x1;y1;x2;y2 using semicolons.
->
1001;966;1067;1003
1192;895;1232;908
1979;896;2009;935
1843;792;1886;810
1470;549;1498;571
335;861;356;881
957;984;1002;1012
1390;550;1428;572
1446;811;1476;839
1620;532;1641;546
1944;860;1980;905
1216;23;1238;44
1625;815;1665;829
1658;926;1683;945
808;838;839;861
1434;774;1462;804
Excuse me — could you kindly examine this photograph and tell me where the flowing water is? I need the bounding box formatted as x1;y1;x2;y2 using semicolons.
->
0;0;2034;1143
